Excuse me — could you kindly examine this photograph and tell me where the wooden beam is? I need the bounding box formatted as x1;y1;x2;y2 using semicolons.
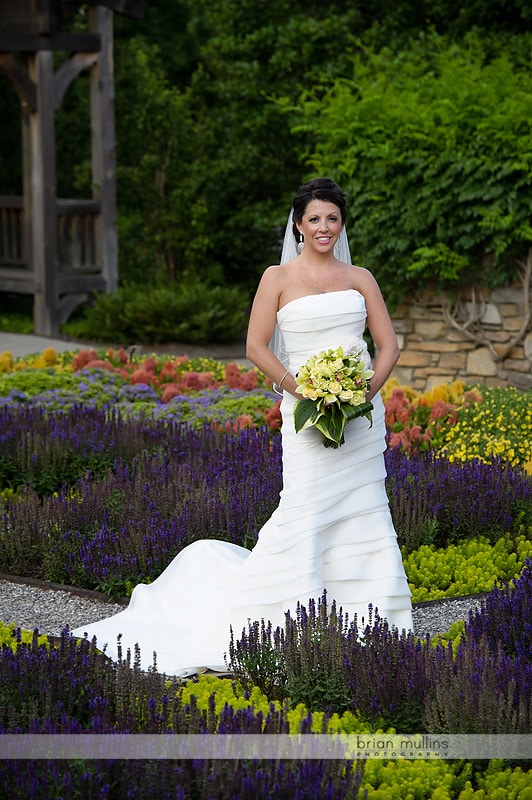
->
56;198;100;215
89;6;118;293
0;196;24;208
86;0;145;19
58;275;107;293
53;51;99;111
0;53;36;111
0;271;36;293
56;293;89;326
25;49;59;336
0;267;33;280
0;33;100;52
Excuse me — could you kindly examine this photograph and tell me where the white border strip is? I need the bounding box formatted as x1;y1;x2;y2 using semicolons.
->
0;734;530;760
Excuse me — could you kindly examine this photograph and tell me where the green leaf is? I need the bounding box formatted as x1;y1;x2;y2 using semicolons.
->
315;408;345;446
340;401;374;423
293;399;324;433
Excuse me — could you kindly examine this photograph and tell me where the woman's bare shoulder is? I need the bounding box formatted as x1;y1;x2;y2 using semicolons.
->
349;264;380;291
349;263;374;277
259;261;295;287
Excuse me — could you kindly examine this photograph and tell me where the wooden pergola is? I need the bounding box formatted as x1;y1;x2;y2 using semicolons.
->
0;0;143;335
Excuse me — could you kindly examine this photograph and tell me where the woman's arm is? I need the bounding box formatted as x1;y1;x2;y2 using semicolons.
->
245;266;298;397
356;269;400;401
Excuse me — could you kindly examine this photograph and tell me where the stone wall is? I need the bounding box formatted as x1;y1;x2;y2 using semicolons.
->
389;284;531;392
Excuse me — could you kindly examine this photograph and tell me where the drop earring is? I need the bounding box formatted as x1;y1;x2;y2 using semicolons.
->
297;234;304;254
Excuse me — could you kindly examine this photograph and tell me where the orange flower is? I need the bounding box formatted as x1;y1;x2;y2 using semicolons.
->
71;349;98;371
264;399;282;432
161;384;182;404
130;368;153;385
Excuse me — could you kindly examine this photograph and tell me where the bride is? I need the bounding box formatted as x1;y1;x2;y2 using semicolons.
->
72;178;413;676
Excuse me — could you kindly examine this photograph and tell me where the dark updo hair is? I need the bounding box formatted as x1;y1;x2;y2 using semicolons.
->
291;177;347;243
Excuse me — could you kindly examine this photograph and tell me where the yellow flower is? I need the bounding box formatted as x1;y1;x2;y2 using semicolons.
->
301;386;321;401
338;389;354;402
42;347;58;366
0;351;14;373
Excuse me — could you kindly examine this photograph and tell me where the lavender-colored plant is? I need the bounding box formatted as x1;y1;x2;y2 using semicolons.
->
282;595;353;713
228;618;288;702
0;628;366;799
0;404;171;496
230;569;532;734
385;448;531;550
0;757;365;800
464;559;532;660
344;614;430;732
422;635;532;734
2;405;529;592
1;426;282;593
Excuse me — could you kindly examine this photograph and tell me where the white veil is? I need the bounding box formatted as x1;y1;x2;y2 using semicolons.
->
270;210;352;365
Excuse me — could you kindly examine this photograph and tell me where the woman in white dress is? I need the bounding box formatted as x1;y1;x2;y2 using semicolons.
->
73;178;412;676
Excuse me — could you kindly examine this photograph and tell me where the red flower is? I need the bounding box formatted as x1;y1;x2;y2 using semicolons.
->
264;399;282;432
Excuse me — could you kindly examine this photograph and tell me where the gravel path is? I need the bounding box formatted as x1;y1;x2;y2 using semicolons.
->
0;577;485;641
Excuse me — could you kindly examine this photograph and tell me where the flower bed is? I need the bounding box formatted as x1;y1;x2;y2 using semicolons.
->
0;348;530;597
0;347;531;798
0;567;531;797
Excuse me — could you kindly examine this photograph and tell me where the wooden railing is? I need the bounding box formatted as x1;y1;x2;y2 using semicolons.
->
56;198;100;273
0;195;25;267
0;195;101;274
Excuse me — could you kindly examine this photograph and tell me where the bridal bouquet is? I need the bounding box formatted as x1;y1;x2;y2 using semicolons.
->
294;345;374;448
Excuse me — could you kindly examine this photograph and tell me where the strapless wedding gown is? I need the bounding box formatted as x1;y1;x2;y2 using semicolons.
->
72;290;412;676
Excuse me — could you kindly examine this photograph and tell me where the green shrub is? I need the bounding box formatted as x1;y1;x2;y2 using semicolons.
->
62;280;249;345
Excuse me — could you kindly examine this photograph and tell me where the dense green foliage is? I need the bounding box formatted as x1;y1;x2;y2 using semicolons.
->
288;34;532;305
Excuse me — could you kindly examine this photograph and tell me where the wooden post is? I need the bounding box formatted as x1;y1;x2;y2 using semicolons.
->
25;49;58;336
89;5;118;293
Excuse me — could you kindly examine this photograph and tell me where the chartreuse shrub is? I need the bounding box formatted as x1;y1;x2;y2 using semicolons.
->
0;622;48;651
404;531;532;602
178;674;370;735
360;760;532;800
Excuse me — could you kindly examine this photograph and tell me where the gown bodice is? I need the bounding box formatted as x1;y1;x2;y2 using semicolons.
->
277;290;371;375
